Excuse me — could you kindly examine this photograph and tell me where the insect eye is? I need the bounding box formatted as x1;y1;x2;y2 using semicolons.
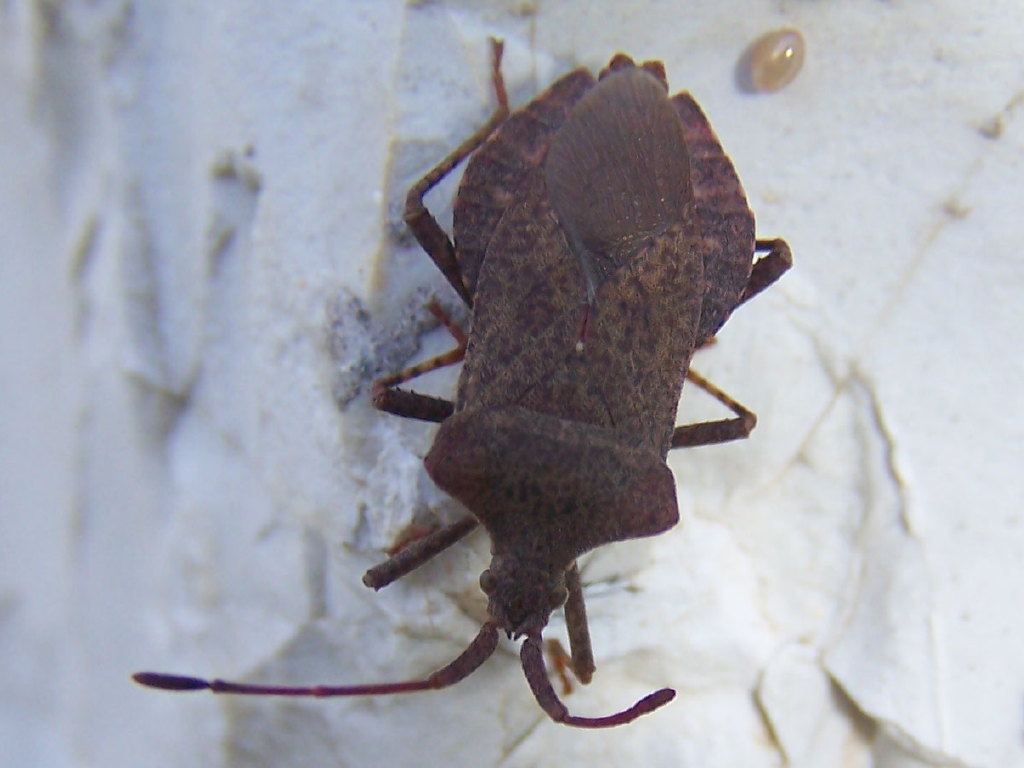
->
479;569;495;594
548;585;568;609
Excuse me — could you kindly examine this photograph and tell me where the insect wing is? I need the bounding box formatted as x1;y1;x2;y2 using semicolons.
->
454;69;595;298
456;65;706;456
544;66;693;292
455;168;585;413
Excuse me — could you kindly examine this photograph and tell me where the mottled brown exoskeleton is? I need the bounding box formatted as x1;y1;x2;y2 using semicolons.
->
135;40;791;728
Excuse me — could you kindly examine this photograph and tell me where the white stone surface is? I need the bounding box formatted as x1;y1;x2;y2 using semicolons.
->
2;1;1022;766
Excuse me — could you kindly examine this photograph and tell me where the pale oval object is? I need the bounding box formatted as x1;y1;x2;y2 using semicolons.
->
747;28;806;93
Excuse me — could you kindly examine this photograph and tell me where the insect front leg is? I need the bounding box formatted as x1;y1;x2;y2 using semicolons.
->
563;562;596;684
670;368;758;449
403;38;510;307
544;639;575;694
363;515;479;589
538;564;596;691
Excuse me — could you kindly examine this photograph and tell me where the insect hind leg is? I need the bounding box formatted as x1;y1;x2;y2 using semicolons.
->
402;38;510;307
670;369;757;448
740;238;792;306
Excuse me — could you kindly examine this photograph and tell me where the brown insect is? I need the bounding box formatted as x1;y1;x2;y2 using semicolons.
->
134;40;792;728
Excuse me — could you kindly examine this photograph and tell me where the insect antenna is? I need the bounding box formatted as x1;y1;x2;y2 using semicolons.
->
133;622;499;698
519;634;675;728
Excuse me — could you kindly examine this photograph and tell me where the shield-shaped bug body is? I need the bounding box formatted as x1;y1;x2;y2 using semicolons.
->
135;40;792;729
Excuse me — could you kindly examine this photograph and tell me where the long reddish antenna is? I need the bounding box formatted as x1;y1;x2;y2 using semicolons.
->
134;622;499;698
134;623;673;729
520;635;675;728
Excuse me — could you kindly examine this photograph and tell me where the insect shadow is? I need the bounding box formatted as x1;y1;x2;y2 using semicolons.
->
135;39;792;729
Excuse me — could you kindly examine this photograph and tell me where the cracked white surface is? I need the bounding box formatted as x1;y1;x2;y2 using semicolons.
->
2;1;1023;767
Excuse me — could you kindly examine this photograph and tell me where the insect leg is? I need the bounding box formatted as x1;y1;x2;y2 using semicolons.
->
544;639;575;694
372;300;467;423
362;515;478;589
563;562;595;684
372;385;454;423
403;38;510;307
672;237;788;445
739;238;792;306
670;368;757;448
